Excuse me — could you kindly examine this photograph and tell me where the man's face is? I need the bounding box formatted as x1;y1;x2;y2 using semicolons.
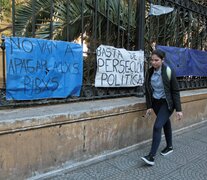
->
151;54;163;70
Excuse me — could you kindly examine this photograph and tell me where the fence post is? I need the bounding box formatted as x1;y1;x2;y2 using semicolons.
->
135;0;145;50
0;35;5;89
12;0;15;36
135;0;145;97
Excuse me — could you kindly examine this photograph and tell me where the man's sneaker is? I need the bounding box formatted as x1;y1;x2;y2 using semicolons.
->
161;146;173;156
141;154;155;166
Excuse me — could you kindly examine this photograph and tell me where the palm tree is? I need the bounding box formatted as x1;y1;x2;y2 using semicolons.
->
15;0;137;48
9;0;207;50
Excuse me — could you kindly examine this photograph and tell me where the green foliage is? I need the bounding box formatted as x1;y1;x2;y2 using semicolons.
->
1;0;10;11
0;0;10;21
13;0;207;51
14;0;137;47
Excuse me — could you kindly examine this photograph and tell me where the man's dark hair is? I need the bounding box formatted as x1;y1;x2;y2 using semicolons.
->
152;49;165;60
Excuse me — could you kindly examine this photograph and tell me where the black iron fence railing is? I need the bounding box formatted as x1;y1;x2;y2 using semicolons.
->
0;0;207;108
178;77;207;90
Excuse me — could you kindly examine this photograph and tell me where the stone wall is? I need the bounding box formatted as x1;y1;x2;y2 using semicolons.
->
0;89;207;179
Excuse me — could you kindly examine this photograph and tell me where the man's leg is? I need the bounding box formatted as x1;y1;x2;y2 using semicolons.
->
150;102;172;156
163;119;172;148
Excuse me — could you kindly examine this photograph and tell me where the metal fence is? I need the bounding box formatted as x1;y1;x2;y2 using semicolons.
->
145;0;207;91
0;0;207;107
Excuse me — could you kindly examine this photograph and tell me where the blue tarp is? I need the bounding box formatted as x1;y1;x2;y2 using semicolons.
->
157;45;207;77
5;37;83;100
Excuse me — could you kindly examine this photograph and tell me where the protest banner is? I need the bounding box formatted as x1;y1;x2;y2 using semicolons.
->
157;45;207;77
5;37;83;100
95;45;144;87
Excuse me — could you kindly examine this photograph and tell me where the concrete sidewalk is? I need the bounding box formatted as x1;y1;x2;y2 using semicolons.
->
30;120;207;180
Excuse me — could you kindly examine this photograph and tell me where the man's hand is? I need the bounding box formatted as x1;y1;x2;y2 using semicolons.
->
146;108;152;117
176;112;183;120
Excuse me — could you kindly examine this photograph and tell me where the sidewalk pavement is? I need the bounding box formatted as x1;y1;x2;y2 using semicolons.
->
31;120;207;180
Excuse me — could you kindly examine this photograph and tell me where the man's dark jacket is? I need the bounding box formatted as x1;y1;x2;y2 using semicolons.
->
145;64;182;112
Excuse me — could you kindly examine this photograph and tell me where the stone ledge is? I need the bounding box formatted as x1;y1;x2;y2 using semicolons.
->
0;97;145;134
180;88;207;103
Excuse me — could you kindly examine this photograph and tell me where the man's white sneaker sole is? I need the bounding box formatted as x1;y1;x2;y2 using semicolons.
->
141;157;155;166
160;149;173;156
